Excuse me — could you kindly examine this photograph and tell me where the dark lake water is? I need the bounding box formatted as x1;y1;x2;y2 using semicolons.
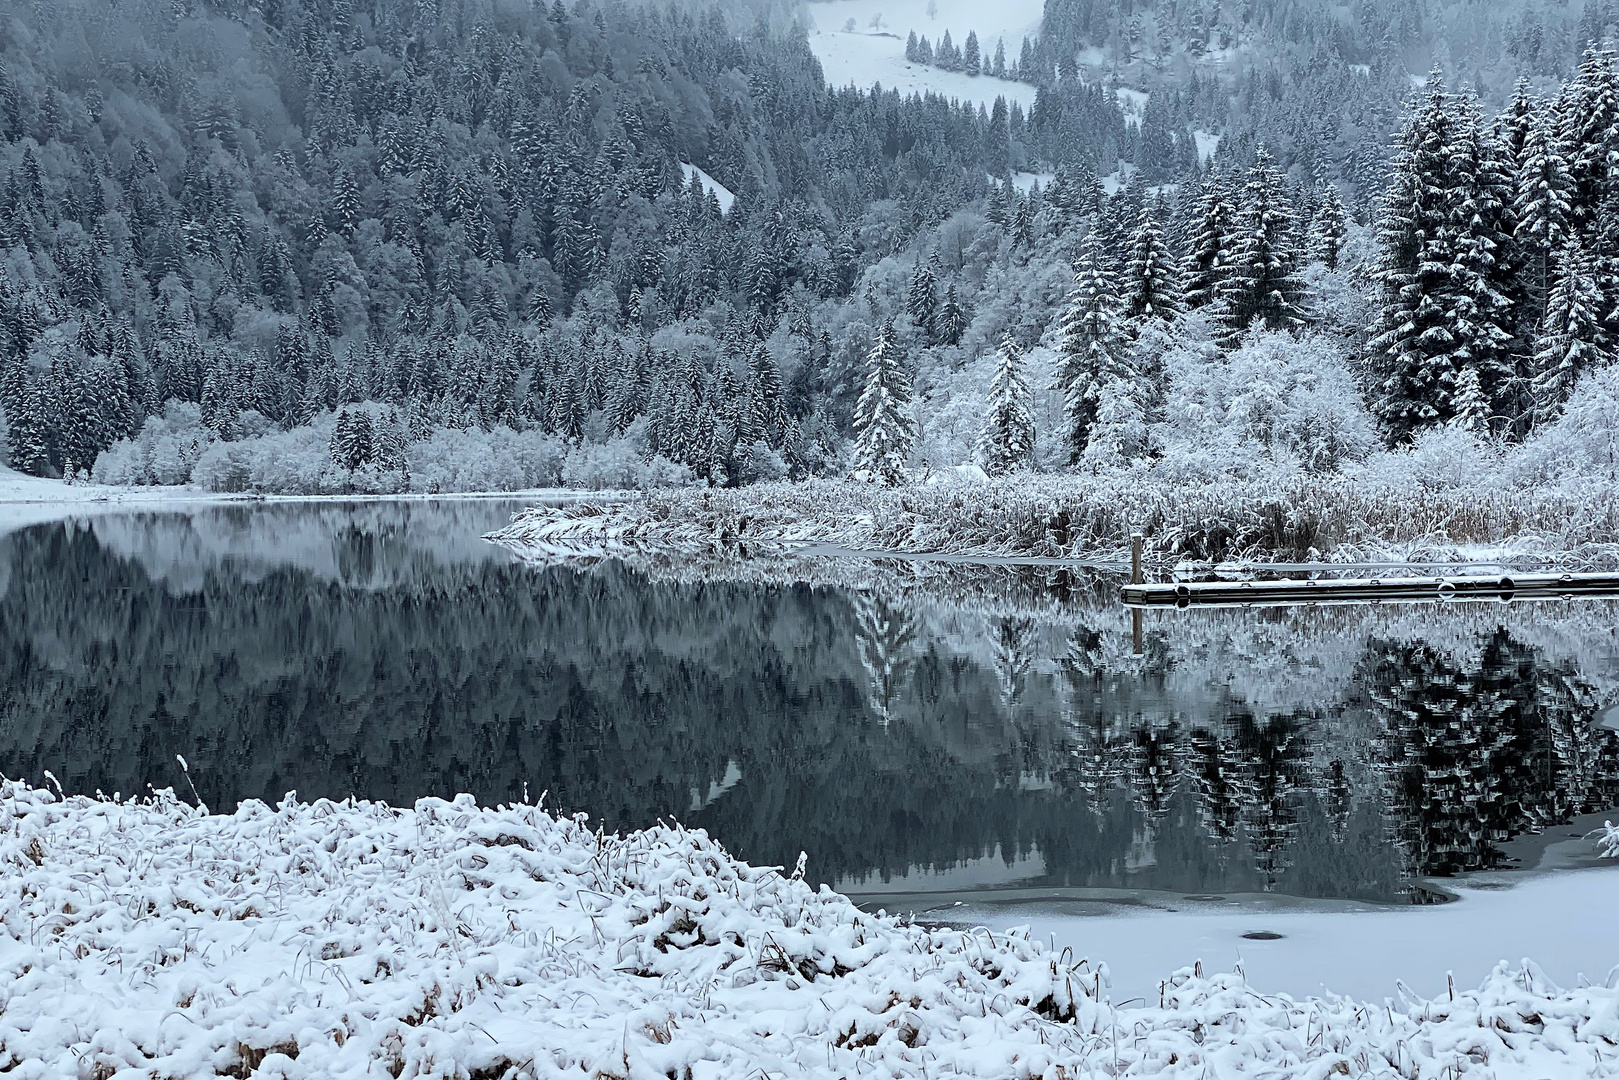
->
4;501;1618;905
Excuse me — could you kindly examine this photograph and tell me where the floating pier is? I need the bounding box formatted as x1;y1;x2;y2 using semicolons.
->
1120;571;1619;609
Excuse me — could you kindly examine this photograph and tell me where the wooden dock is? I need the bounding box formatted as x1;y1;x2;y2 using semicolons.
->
1120;571;1619;609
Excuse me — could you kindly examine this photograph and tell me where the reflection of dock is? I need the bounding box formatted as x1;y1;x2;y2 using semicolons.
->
1121;572;1619;610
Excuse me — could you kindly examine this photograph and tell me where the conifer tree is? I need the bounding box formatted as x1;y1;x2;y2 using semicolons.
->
907;258;938;339
1515;104;1574;319
1183;176;1235;309
1216;148;1304;341
851;320;915;484
1308;184;1349;270
937;284;967;345
978;333;1035;473
1532;238;1611;419
1449;365;1493;434
1120;208;1185;327
1056;237;1129;461
1370;74;1466;440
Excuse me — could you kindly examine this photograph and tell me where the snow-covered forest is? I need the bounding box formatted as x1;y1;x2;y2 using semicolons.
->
0;0;1616;512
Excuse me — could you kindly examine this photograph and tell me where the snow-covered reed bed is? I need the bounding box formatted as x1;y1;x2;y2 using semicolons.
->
5;781;1619;1079
487;475;1619;565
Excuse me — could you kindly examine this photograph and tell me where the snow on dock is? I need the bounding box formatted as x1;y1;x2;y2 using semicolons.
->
2;781;1618;1078
1122;571;1619;608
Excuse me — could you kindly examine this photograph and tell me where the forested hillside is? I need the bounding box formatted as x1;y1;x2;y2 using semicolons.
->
0;0;1616;498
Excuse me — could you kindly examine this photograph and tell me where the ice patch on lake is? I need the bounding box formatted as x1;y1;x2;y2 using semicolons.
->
679;162;735;213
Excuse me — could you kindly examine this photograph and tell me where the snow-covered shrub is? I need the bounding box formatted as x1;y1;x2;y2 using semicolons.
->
561;421;696;490
737;439;790;484
407;425;566;492
1600;821;1619;859
1356;424;1504;493
92;402;215;486
1157;328;1378;480
1508;364;1619;485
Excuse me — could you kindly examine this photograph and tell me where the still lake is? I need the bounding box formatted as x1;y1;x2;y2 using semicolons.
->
4;500;1618;912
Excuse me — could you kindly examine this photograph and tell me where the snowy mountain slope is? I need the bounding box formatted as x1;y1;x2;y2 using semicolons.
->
680;163;736;213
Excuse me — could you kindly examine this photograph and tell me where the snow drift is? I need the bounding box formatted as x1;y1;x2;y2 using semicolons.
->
3;781;1618;1078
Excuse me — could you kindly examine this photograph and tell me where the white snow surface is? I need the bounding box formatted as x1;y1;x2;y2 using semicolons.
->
678;163;735;213
959;866;1619;1005
5;781;1619;1078
808;28;1037;110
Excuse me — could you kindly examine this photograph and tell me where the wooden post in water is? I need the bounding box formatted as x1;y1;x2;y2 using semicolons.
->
1130;532;1144;656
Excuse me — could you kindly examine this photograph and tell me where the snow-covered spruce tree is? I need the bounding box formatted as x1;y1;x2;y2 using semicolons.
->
1309;184;1349;270
1183;175;1236;309
1515;101;1574;322
1560;45;1619;237
851;320;916;484
907;258;938;340
978;333;1036;474
1446;98;1522;410
1370;74;1465;441
1215;149;1304;342
1120;208;1185;327
1448;364;1494;435
1531;238;1612;420
937;285;967;346
1056;236;1130;462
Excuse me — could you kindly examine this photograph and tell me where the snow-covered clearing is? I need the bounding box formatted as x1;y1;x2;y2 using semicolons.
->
1194;129;1222;163
5;780;1619;1079
678;163;735;213
806;0;1040;112
806;0;1044;66
1115;86;1150;126
1009;170;1055;193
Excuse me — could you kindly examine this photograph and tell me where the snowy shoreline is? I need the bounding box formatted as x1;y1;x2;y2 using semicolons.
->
4;782;1616;1079
486;477;1619;568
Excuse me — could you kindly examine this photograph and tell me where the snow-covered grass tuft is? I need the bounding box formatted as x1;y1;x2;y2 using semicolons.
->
5;781;1619;1078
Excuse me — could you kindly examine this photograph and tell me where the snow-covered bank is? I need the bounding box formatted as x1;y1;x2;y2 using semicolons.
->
4;781;1619;1079
486;475;1619;566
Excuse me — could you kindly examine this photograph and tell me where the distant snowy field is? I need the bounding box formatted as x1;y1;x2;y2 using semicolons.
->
5;781;1619;1079
806;0;1041;109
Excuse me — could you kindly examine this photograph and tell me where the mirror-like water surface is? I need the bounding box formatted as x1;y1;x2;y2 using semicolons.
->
3;502;1617;905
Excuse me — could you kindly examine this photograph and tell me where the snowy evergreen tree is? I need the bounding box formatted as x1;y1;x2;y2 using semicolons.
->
1531;238;1612;419
1516;103;1574;320
1371;74;1470;440
1056;237;1129;461
851;320;916;484
1183;176;1236;310
1449;364;1494;434
978;333;1035;474
1308;185;1349;270
1216;149;1305;341
937;285;967;346
1119;208;1185;327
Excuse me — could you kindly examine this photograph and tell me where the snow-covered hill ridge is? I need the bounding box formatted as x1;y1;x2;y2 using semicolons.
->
4;782;1615;1078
